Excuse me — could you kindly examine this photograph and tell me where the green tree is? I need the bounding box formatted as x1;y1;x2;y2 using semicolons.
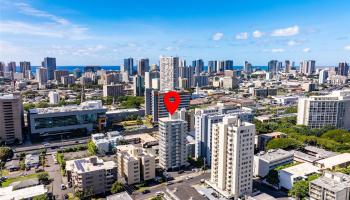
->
151;197;162;200
284;106;297;114
37;172;50;185
87;140;98;155
23;103;36;111
111;181;124;194
266;138;303;150
289;174;320;199
32;194;48;200
19;161;25;170
288;180;309;199
0;147;14;161
321;129;350;143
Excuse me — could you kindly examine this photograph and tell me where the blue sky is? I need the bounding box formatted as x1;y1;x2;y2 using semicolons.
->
0;0;349;66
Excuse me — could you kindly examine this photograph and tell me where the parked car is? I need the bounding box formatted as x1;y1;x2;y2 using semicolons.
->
178;170;185;174
142;190;151;194
61;184;66;190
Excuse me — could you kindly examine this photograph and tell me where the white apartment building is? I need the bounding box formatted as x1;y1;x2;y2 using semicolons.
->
207;116;255;199
117;145;155;184
66;156;117;195
91;131;124;154
297;90;350;129
158;109;187;170
159;56;179;91
319;69;329;84
194;104;253;165
309;171;350;200
300;60;316;75
253;149;294;177
49;91;59;104
36;67;48;88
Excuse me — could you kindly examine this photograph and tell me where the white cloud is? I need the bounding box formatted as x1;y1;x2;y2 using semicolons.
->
252;30;263;38
0;21;63;37
0;20;90;40
212;32;223;41
163;46;179;51
344;45;350;51
303;48;311;52
271;48;285;53
287;40;302;46
14;3;70;25
47;44;107;57
0;3;90;40
271;25;299;37
236;32;248;40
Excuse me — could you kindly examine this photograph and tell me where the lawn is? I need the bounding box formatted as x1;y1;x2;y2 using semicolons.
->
1;173;42;187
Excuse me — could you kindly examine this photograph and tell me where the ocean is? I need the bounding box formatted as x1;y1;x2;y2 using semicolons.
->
26;65;268;73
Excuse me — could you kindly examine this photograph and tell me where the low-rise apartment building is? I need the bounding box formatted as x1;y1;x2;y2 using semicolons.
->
66;156;117;195
91;131;124;154
117;145;156;185
309;171;350;200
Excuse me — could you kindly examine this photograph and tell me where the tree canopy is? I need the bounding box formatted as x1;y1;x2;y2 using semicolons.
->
111;181;124;194
266;138;304;150
0;147;14;161
87;140;98;155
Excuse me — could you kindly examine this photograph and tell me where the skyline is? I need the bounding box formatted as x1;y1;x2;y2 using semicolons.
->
0;0;350;66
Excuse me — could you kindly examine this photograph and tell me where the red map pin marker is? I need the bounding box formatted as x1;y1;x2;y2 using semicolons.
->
164;91;181;115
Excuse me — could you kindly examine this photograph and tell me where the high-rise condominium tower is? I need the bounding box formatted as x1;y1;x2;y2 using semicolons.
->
137;58;149;76
0;94;24;144
300;60;316;75
244;61;253;74
192;59;204;75
43;57;56;80
36;67;48;88
124;57;134;75
158;109;187;170
297;90;350;129
159;56;179;91
207;115;255;199
19;61;31;78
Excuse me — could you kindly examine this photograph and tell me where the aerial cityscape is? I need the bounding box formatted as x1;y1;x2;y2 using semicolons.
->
1;0;350;200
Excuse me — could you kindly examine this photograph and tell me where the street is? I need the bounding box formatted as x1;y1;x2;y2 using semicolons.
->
133;171;210;200
46;154;73;200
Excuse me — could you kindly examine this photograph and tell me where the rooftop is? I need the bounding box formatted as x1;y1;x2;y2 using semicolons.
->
106;191;133;200
66;156;116;173
292;150;320;163
281;162;320;177
260;132;286;138
30;100;105;114
304;146;338;159
256;149;293;162
0;184;47;200
247;193;277;200
106;108;141;114
316;153;350;169
311;171;350;192
0;94;20;100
